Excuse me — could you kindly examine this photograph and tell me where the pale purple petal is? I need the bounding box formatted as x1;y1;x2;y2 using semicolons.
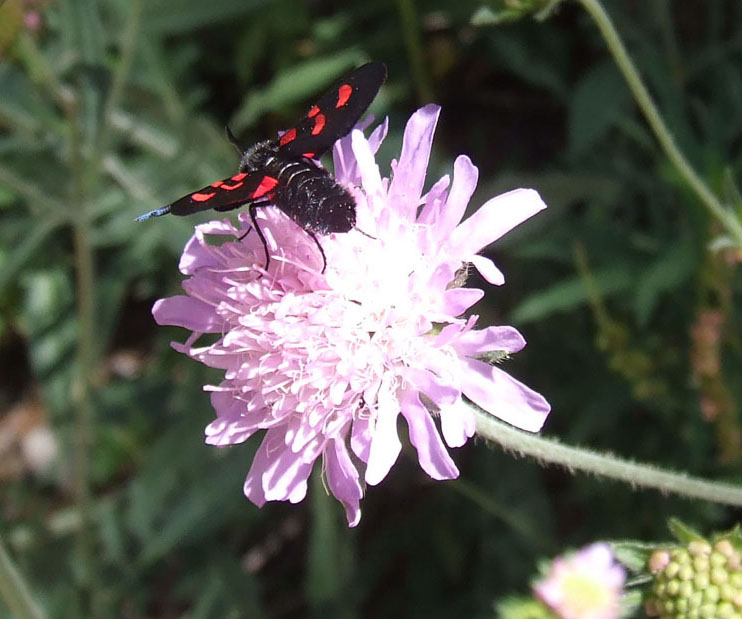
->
453;325;527;356
469;255;505;286
366;116;389;155
350;130;383;197
350;413;372;462
387;104;440;212
325;438;363;527
334;118;389;190
435;155;479;236
400;391;459;480
460;358;550;432
179;220;237;274
259;430;313;502
440;288;484;316
448;188;547;258
365;381;402;486
152;296;221;332
401;366;459;406
243;438;271;507
417;174;451;226
438;398;476;448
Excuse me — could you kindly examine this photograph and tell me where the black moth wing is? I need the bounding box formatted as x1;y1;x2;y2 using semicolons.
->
278;62;387;160
167;171;271;216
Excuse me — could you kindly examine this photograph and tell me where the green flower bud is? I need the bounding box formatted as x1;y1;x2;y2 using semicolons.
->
647;533;742;618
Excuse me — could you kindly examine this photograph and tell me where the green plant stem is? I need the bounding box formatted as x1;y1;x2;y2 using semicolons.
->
450;479;555;551
0;165;67;216
577;0;742;245
396;0;433;104
65;86;98;615
94;0;145;161
0;537;44;619
475;408;742;506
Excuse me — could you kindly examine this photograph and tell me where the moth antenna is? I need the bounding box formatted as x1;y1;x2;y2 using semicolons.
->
225;125;244;153
135;205;172;221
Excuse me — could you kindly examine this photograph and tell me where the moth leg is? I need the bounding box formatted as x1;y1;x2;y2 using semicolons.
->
248;202;272;272
306;230;327;274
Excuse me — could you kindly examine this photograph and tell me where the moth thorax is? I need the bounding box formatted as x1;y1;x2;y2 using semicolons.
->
238;140;279;172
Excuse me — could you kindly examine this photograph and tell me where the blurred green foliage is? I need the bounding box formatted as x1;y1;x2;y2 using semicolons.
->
1;0;741;616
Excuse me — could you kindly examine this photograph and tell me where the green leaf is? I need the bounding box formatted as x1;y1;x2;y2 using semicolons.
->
668;518;705;544
567;61;629;157
634;238;695;326
141;0;270;35
511;267;634;323
230;51;367;132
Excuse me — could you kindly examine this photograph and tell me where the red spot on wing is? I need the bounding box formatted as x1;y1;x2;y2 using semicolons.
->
231;173;247;181
302;152;315;159
308;105;320;118
336;83;352;108
211;181;224;188
280;128;297;146
250;176;279;199
192;192;216;202
311;113;326;135
220;181;244;191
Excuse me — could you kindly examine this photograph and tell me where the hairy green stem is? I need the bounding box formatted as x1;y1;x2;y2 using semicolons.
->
577;0;742;244
0;537;44;619
475;409;742;506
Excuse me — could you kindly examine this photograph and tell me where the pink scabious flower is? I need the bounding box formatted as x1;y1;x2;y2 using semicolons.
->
533;543;626;619
153;104;550;526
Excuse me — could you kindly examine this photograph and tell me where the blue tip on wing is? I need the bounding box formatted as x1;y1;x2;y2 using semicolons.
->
134;205;172;221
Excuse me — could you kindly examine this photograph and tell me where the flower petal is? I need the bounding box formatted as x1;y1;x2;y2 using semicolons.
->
448;188;547;257
441;287;484;316
325;437;363;527
365;379;402;485
438;398;476;448
453;325;527;356
469;255;505;286
260;429;314;503
460;358;550;432
436;155;479;236
152;296;221;332
351;129;384;198
388;104;440;212
400;391;459;480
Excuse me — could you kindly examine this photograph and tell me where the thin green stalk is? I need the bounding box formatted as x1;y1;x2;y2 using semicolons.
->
94;0;145;161
0;164;67;216
64;84;98;615
577;0;742;244
475;408;742;506
0;537;44;619
450;479;555;551
396;0;433;104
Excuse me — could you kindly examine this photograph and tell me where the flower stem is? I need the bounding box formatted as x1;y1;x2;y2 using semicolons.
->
474;408;742;506
68;94;98;611
0;537;44;619
396;0;434;104
577;0;742;244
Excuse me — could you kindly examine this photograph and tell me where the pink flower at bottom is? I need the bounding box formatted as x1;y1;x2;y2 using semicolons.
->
153;104;550;526
533;543;626;619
